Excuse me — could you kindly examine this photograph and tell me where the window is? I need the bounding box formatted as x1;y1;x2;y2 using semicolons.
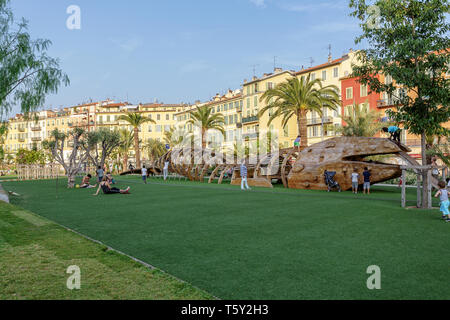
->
322;70;327;81
156;125;162;132
229;115;233;124
333;67;339;78
344;105;353;117
166;114;169;121
247;98;251;108
360;84;368;97
164;125;171;132
267;82;274;90
254;96;258;107
148;125;152;132
346;87;353;100
310;73;316;80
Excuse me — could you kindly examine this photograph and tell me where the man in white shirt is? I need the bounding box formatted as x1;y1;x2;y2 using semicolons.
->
163;161;169;181
351;169;359;194
142;166;148;184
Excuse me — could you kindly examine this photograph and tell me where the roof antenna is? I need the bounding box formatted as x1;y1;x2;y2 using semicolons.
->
309;57;314;67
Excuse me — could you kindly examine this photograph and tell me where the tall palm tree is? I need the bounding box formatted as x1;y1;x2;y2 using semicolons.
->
118;112;155;169
145;138;166;162
117;128;134;172
187;105;225;149
259;75;340;149
339;102;383;137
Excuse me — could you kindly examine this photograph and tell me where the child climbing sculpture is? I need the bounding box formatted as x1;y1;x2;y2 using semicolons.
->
382;126;402;143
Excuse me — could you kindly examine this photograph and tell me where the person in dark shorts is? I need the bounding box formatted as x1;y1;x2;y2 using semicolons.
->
382;126;402;143
363;167;371;195
96;166;104;183
94;177;130;196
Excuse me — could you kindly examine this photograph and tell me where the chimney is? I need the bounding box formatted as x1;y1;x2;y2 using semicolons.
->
243;79;248;84
274;67;283;73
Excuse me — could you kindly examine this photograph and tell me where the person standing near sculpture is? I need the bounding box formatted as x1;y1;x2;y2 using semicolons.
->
240;160;251;191
382;126;402;143
163;161;170;181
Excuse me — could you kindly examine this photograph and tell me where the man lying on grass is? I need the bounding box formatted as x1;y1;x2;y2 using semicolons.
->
94;176;131;196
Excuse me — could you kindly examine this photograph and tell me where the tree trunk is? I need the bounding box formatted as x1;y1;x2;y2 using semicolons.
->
202;128;206;149
123;153;128;173
421;132;429;209
67;173;76;189
134;127;141;169
297;110;308;150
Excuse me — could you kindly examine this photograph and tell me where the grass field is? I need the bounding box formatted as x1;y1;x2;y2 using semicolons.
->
1;176;449;300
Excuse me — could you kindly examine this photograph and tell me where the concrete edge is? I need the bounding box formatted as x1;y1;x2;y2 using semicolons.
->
0;183;9;203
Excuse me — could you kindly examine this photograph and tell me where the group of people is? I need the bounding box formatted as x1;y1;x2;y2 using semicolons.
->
351;167;372;195
79;166;130;195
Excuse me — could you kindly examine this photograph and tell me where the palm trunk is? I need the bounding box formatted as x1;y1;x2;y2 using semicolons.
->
202;128;206;149
298;110;308;150
134;127;141;169
123;153;128;173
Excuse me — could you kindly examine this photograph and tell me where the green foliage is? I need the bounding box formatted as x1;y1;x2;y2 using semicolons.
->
84;128;121;168
0;0;69;116
259;75;340;147
164;126;190;148
15;148;47;165
188;105;225;147
339;102;384;137
145;138;166;161
349;0;450;152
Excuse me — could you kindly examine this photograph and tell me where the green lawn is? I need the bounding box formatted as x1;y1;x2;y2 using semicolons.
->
1;176;449;300
0;199;213;300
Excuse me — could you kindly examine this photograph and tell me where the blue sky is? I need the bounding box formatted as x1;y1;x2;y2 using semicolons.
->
9;0;363;113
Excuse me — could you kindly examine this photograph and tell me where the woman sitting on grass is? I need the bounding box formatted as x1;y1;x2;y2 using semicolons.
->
80;174;97;189
94;177;130;196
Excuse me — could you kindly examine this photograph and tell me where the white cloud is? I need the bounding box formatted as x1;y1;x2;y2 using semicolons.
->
249;0;266;8
110;36;143;53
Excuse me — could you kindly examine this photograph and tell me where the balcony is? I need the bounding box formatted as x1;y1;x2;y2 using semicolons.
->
18;138;25;142
307;116;333;126
242;116;259;124
236;106;242;113
243;132;259;140
31;126;42;131
18;127;25;132
31;137;41;142
377;99;400;108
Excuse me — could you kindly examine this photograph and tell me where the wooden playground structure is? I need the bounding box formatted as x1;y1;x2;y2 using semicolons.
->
144;137;447;193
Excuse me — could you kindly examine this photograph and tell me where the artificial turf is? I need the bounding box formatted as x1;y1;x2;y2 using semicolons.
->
1;176;449;300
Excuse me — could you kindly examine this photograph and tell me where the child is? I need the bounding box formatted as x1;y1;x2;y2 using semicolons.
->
351;168;359;194
240;160;251;191
382;126;402;143
163;161;169;181
96;166;104;183
363;167;371;195
142;166;148;184
106;172;116;184
435;181;450;221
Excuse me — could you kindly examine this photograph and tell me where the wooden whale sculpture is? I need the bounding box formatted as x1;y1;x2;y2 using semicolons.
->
287;137;410;191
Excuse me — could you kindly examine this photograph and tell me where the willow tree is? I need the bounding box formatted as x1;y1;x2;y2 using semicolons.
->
0;0;69;116
118;112;155;169
349;0;450;208
187;105;225;149
259;75;340;149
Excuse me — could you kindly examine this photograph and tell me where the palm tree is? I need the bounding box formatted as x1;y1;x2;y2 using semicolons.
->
163;126;190;148
259;75;340;149
118;112;155;169
187;105;225;149
145;138;166;162
338;102;383;137
117;128;134;172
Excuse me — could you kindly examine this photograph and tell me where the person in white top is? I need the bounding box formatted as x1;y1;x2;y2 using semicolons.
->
163;161;169;181
351;169;359;194
142;166;148;184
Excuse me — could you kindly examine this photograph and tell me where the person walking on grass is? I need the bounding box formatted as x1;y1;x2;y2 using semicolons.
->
351;168;359;194
240;160;251;191
435;181;450;222
142;165;148;184
163;161;169;181
363;167;371;195
96;166;104;183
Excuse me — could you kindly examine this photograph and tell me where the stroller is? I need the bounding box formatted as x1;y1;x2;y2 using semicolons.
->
324;170;341;192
